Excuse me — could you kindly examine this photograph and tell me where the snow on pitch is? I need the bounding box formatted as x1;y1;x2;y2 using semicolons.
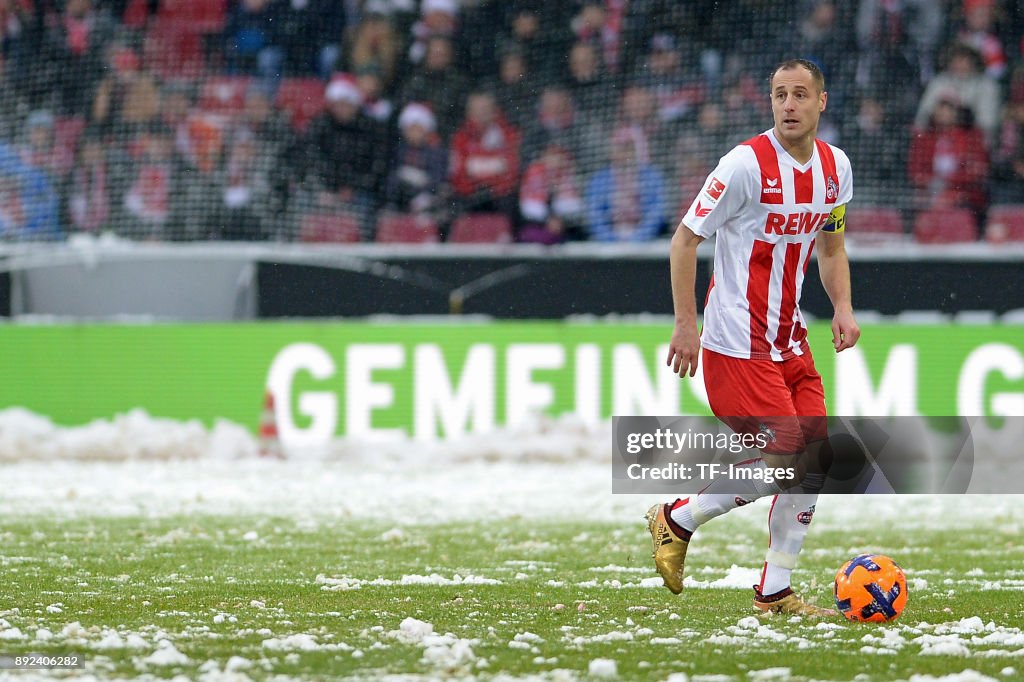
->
0;407;1021;528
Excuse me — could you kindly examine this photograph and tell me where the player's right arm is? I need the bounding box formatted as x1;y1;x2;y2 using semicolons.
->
667;224;705;377
666;146;750;378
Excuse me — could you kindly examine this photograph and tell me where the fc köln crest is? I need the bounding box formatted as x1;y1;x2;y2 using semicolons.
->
826;176;839;201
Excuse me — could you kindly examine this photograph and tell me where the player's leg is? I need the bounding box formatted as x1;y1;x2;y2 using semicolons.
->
668;349;805;534
755;351;835;617
647;349;804;594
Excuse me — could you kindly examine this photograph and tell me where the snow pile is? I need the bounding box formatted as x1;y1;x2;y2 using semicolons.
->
906;672;999;682
142;638;190;666
0;408;257;461
684;565;762;590
588;658;618;678
385;618;478;673
261;633;320;651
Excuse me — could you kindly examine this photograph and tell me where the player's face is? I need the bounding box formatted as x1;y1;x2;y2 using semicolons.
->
770;67;827;146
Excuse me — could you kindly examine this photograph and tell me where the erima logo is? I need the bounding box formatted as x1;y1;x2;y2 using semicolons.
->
760;176;783;203
694;201;712;218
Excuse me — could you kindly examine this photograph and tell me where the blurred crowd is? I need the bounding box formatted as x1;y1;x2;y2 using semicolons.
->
1;0;1024;243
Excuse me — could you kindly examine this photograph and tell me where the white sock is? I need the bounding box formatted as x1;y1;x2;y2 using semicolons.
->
670;459;788;533
759;473;825;596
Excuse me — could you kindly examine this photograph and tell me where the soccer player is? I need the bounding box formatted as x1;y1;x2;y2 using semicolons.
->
647;59;859;617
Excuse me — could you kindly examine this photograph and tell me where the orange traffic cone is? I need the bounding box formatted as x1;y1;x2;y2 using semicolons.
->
258;390;284;459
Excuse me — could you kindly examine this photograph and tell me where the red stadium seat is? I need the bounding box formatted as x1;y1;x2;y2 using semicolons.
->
913;208;978;244
158;0;227;32
376;213;440;243
844;206;904;240
199;76;252;114
449;213;513;243
276;78;326;132
123;0;151;28
985;204;1024;243
299;214;362;243
143;20;206;78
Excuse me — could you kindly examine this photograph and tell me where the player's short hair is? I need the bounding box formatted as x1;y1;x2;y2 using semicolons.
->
769;59;826;94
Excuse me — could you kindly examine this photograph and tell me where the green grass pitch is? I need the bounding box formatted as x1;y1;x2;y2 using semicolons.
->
1;504;1022;681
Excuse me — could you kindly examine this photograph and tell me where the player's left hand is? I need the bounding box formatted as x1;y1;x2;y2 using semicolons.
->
832;310;860;352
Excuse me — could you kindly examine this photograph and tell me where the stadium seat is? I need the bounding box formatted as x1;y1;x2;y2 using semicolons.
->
143;20;206;78
448;213;513;244
276;78;326;132
985;204;1024;243
158;0;227;32
122;0;151;28
844;206;904;240
912;208;978;244
199;77;252;114
298;213;362;243
375;214;440;244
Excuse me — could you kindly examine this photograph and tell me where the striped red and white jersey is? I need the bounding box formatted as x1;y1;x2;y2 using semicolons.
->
682;129;853;361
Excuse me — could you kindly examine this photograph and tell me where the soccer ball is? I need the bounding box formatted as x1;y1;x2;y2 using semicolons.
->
834;554;908;622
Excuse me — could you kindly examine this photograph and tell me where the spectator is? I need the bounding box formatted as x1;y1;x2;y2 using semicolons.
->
0;0;33;96
991;95;1024;204
958;0;1006;80
398;35;470;140
16;110;68;184
914;43;1001;146
449;91;521;221
455;0;503;81
177;113;227;239
484;46;540;133
299;75;387;239
521;86;603;175
346;11;401;94
619;0;700;78
0;142;60;240
91;47;160;138
843;96;908;207
64;129;110;233
565;41;611;117
114;124;183;239
791;1;855;111
159;80;196;166
224;0;282;82
614;84;678;175
908;98;989;220
234;82;295;228
498;2;573;87
384;102;448;220
585;127;666;242
42;0;116;116
631;33;704;124
856;0;944;117
208;128;276;240
670;134;710;225
518;143;584;244
274;0;345;77
720;76;764;131
571;0;628;75
408;0;458;65
356;65;393;124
